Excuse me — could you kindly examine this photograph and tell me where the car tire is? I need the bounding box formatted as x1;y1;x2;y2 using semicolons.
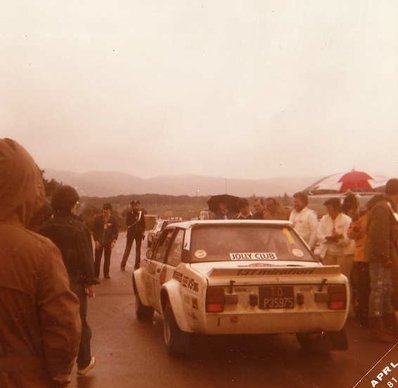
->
296;332;330;353
296;327;348;352
134;288;154;322
163;303;191;356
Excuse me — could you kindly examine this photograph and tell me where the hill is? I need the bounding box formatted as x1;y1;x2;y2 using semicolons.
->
44;169;319;197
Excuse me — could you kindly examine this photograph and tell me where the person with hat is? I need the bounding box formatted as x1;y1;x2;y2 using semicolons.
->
93;203;119;279
40;185;97;376
120;200;146;270
317;197;352;276
365;178;398;342
0;139;81;387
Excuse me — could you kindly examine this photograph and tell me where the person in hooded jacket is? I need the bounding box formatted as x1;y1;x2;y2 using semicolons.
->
0;138;81;388
40;185;97;376
365;179;398;343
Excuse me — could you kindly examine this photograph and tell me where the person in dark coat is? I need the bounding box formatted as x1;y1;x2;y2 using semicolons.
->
120;200;146;270
0;139;81;388
92;203;119;279
40;185;97;376
365;179;398;343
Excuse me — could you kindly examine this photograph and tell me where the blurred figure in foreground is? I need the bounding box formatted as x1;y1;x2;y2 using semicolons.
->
318;198;351;277
0;139;80;387
289;192;318;250
40;185;97;376
263;197;289;220
121;200;146;270
93;203;119;279
365;179;398;343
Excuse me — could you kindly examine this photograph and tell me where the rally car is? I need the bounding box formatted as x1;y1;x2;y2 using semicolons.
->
132;220;349;355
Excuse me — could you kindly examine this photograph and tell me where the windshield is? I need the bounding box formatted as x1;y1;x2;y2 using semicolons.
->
189;225;315;263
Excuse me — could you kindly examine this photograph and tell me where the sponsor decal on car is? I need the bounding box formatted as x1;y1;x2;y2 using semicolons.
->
230;252;278;261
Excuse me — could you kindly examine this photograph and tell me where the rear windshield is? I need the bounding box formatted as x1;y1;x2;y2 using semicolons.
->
189;225;315;263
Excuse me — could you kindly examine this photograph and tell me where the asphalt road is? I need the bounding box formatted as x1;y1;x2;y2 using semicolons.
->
70;233;397;388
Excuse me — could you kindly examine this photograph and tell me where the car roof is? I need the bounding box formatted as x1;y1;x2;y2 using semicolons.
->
165;219;292;230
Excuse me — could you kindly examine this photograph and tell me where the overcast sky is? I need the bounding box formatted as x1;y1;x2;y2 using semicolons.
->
1;1;397;179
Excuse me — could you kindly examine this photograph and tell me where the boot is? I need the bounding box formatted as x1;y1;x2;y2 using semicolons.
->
369;317;397;343
384;313;398;338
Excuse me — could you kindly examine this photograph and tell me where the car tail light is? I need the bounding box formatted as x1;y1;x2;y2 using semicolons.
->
206;287;225;313
328;285;347;310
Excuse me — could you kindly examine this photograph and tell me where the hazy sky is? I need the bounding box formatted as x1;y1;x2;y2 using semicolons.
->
1;1;397;179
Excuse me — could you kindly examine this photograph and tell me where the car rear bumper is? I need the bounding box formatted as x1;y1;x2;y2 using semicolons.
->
201;310;347;335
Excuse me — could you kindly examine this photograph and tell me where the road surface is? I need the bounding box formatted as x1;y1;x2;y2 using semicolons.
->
70;233;397;388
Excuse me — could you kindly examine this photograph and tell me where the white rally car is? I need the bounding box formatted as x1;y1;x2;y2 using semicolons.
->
133;220;349;355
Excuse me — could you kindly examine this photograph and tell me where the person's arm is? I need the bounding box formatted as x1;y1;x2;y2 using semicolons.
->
37;243;81;386
78;226;97;286
347;219;361;241
112;217;119;242
367;205;391;262
308;211;319;249
336;216;351;247
92;217;100;242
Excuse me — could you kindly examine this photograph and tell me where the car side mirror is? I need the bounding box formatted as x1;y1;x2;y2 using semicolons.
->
146;249;153;260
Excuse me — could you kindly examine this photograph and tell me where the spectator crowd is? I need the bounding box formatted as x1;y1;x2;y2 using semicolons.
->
1;138;398;387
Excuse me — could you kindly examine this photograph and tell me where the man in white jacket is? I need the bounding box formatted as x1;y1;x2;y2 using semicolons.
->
318;197;352;277
289;192;318;250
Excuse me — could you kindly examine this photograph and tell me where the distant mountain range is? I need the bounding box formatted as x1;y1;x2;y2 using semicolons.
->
44;169;320;197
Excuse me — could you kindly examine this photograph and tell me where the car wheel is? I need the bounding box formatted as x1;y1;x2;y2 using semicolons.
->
297;327;348;352
163;303;191;356
296;332;330;353
134;289;154;322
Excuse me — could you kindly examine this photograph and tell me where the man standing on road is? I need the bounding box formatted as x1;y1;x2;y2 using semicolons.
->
0;139;81;387
317;198;352;277
93;203;119;279
40;185;97;376
365;179;398;343
289;192;318;250
120;200;146;270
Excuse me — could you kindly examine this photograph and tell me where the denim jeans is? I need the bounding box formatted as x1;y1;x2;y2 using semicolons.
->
70;282;92;369
369;263;394;318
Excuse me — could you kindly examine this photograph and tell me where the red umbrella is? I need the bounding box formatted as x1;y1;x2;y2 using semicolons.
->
304;170;389;194
338;170;373;192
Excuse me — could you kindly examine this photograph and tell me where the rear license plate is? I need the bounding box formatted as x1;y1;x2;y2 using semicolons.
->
259;286;295;309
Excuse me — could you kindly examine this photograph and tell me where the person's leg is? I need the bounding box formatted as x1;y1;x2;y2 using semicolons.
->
135;234;142;269
368;263;395;342
104;245;112;277
71;283;92;369
357;262;370;326
94;246;103;278
369;263;385;318
382;267;394;315
121;238;133;269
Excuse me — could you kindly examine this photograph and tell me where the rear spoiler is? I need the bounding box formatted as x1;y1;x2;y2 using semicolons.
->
208;265;342;277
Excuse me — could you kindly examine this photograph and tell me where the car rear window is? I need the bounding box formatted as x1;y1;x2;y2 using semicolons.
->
189;225;315;263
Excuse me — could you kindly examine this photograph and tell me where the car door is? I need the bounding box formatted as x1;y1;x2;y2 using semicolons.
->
148;228;175;311
163;228;185;281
